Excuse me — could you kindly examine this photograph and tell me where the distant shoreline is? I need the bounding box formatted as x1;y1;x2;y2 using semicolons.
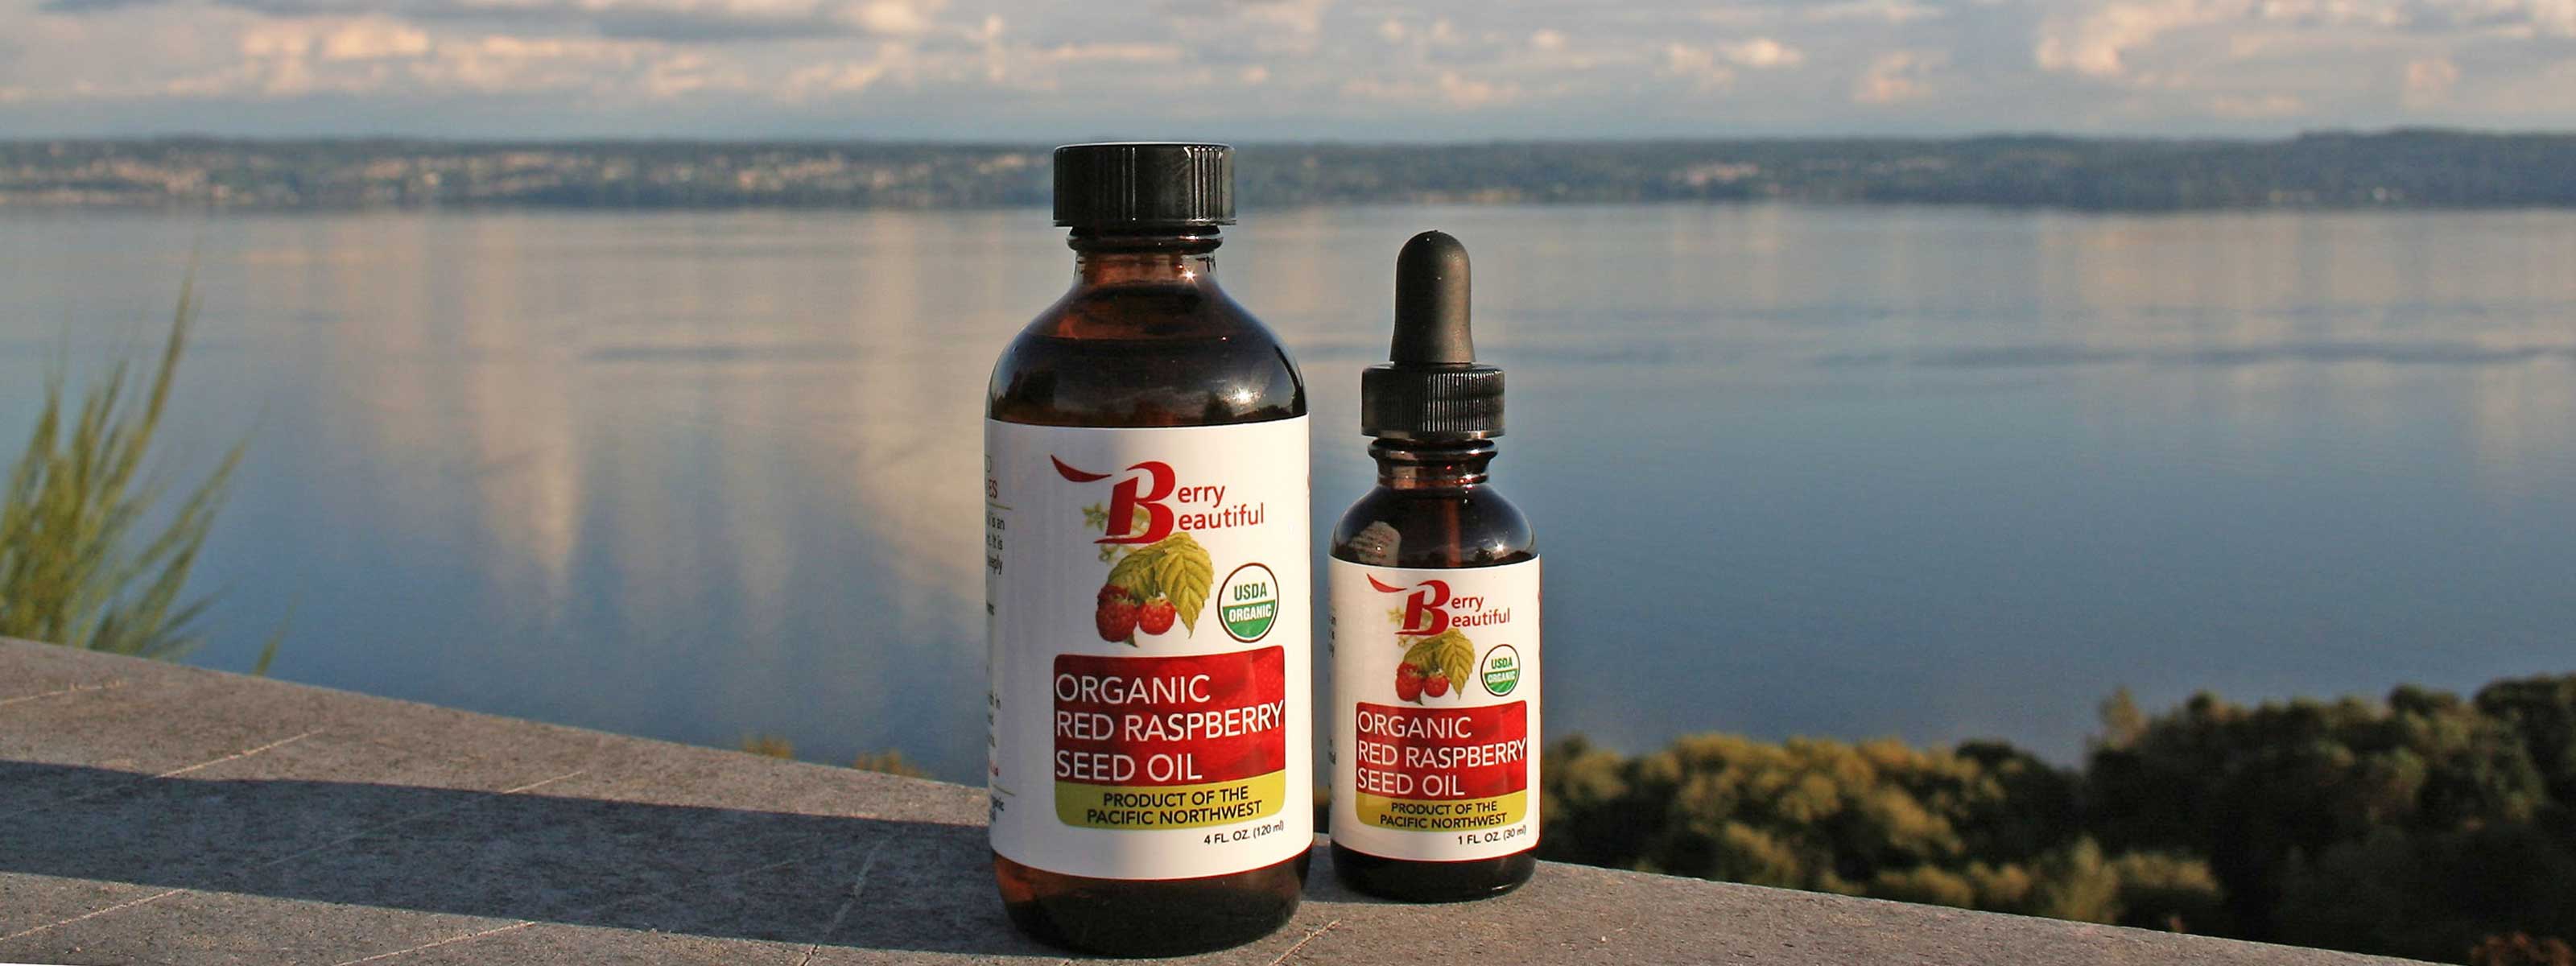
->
6;130;2574;213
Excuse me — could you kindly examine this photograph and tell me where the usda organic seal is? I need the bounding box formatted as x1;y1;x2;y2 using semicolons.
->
1480;644;1521;696
1218;563;1281;642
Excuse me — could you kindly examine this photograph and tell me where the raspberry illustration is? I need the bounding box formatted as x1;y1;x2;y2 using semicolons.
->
1095;586;1140;642
1088;529;1215;640
1137;597;1177;635
1425;672;1451;698
1394;662;1425;703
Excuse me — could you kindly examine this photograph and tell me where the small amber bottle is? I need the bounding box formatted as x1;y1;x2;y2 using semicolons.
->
1329;231;1541;902
984;143;1311;955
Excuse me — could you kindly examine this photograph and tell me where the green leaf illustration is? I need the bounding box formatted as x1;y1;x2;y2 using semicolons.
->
1104;547;1155;597
1144;531;1215;635
1400;628;1476;696
1402;634;1439;671
1093;530;1213;636
1440;634;1476;691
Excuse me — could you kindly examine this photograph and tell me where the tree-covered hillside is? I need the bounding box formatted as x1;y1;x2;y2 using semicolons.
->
6;130;2575;211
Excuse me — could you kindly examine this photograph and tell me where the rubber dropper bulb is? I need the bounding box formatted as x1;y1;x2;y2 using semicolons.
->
1391;230;1474;365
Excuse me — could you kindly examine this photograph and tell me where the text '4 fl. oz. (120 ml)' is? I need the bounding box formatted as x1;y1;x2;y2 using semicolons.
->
1331;230;1541;902
984;143;1311;956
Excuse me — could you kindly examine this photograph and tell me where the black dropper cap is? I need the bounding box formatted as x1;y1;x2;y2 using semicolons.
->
1362;231;1505;440
1053;142;1234;229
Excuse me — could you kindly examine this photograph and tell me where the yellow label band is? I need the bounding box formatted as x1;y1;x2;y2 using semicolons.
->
1352;790;1528;832
1056;772;1287;829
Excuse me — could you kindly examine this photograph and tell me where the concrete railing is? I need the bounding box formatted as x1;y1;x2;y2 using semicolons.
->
0;639;2425;965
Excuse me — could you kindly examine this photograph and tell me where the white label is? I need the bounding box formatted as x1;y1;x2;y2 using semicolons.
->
1329;558;1542;861
985;418;1312;880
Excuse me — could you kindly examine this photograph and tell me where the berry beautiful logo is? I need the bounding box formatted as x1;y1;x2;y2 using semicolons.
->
1052;457;1264;543
1371;575;1518;704
1368;575;1454;636
1368;575;1514;634
1373;576;1471;704
1055;456;1253;647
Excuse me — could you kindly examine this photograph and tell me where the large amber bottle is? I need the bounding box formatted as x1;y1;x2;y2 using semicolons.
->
984;142;1311;956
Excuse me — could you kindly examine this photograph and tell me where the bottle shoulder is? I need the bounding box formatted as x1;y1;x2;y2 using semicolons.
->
1330;485;1535;569
988;280;1306;427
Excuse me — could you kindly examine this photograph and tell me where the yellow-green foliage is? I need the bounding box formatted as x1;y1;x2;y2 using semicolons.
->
0;283;242;660
737;737;928;779
739;734;796;758
2091;679;2576;961
2473;934;2576;966
1542;731;2220;932
852;749;927;778
1547;674;2576;963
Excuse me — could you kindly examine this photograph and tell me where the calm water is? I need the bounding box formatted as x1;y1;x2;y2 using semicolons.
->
3;205;2573;778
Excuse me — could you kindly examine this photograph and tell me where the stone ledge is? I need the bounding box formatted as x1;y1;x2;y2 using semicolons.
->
0;639;2424;965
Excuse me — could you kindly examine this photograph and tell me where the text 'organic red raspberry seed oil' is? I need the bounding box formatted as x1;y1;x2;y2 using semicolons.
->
1329;231;1540;902
983;143;1312;955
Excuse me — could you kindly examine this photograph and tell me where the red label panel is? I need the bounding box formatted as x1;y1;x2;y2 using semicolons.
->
1352;702;1530;800
1052;647;1287;786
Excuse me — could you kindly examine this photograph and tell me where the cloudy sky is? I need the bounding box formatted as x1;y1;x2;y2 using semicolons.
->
4;0;2574;138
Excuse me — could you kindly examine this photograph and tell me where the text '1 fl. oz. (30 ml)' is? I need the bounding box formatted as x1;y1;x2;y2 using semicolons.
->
983;143;1312;956
1330;230;1541;902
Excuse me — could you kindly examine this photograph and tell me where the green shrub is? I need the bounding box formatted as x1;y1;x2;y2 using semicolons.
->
1537;730;2220;930
1541;671;2576;960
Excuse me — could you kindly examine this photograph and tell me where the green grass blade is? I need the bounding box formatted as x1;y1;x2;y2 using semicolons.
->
0;275;258;667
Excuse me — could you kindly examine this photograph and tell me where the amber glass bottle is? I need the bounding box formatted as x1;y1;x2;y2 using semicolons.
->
985;143;1311;956
1329;231;1540;902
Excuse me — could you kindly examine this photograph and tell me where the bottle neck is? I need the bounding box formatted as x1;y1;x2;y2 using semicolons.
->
1070;228;1222;287
1372;440;1496;490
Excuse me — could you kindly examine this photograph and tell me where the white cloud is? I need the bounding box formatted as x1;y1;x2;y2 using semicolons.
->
319;19;429;60
840;0;935;35
1699;0;1944;27
783;59;889;97
1031;43;1182;64
7;0;2576;135
1238;0;1329;38
2402;56;2458;105
1438;69;1511;107
2035;0;2230;79
1340;69;1517;109
1814;0;1946;24
1662;42;1736;89
2209;91;2305;116
405;35;649;93
642;52;741;97
1854;49;1946;104
1720;37;1804;68
2540;0;2576;35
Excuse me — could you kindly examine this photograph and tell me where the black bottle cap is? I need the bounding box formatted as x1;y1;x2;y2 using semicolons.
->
1052;142;1234;229
1363;230;1505;440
